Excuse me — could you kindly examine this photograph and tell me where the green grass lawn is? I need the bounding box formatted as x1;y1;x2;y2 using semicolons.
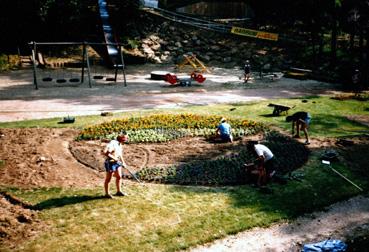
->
1;95;368;138
5;154;368;252
1;95;369;251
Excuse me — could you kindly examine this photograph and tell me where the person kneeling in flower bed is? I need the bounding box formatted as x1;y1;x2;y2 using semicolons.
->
102;131;129;198
216;118;233;143
244;141;276;190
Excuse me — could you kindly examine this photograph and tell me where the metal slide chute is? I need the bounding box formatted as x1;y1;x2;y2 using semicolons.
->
96;0;121;68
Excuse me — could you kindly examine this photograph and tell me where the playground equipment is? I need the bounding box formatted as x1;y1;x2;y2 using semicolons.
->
164;71;206;86
33;47;84;85
256;62;284;82
90;58;120;82
30;41;127;89
176;54;210;74
97;0;122;68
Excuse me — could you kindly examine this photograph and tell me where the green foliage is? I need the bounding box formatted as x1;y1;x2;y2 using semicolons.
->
126;38;141;49
0;54;20;72
137;131;310;185
0;54;8;71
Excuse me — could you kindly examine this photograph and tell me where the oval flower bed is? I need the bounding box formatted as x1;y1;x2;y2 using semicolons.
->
76;114;309;186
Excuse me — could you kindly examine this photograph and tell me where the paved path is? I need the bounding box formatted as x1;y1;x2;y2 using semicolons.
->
0;65;341;122
189;195;369;252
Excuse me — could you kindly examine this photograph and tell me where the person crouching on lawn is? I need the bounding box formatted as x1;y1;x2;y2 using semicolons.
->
103;131;128;198
216;118;233;143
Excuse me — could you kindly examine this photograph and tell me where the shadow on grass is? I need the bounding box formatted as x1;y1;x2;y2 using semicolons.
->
290;95;320;100
33;194;105;210
168;171;366;219
260;113;284;118
312;114;369;137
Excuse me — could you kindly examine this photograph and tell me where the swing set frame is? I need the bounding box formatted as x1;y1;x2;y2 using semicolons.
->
30;41;127;90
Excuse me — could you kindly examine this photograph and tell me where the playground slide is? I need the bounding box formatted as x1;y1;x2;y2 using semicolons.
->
97;0;121;67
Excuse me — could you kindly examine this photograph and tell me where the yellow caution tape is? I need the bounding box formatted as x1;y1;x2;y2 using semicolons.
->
231;27;279;41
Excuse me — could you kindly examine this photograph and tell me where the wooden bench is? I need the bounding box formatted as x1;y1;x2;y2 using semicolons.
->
268;103;292;115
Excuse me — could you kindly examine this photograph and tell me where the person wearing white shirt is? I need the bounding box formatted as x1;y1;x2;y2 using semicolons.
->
245;141;276;187
103;132;128;198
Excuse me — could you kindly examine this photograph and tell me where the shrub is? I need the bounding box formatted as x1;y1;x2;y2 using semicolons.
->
0;54;19;71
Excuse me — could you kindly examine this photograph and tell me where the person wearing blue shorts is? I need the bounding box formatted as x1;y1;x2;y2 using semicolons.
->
103;131;129;198
216;118;233;143
286;111;311;145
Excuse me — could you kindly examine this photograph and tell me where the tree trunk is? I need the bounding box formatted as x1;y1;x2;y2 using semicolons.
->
330;8;337;66
349;32;355;51
364;32;369;88
359;29;364;66
310;19;318;67
311;32;317;67
317;31;324;66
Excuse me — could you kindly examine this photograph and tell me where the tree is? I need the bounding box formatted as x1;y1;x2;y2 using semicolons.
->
0;0;40;52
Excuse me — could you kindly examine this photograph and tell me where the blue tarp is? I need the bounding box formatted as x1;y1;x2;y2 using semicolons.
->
303;239;347;252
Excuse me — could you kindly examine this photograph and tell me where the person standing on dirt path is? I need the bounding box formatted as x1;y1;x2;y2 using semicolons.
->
216;118;233;143
352;68;362;94
244;141;276;188
244;60;251;83
286;111;311;145
103;131;129;198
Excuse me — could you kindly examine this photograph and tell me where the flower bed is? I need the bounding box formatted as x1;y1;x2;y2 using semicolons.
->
77;114;309;186
77;113;265;142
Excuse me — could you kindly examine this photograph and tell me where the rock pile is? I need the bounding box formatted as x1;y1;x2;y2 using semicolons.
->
125;12;290;71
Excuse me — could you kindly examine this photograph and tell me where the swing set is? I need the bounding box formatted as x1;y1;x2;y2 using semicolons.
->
30;41;127;90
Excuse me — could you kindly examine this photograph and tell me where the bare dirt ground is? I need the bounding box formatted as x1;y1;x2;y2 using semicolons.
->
1;65;369;251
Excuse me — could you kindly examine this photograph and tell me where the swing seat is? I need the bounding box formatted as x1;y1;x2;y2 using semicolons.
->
56;79;67;83
69;78;80;83
42;77;53;82
93;75;104;80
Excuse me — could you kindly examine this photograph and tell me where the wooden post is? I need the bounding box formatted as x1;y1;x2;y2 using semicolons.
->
81;42;86;83
31;42;38;90
119;45;127;86
85;45;92;88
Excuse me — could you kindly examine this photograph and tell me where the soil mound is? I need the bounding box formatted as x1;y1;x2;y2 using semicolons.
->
0;128;102;189
0;193;45;249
